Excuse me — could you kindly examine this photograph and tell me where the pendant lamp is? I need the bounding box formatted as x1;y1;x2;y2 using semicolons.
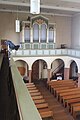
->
15;19;20;32
30;0;40;14
15;6;20;32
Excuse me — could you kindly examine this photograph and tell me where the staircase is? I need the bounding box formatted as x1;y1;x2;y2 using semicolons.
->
51;63;64;80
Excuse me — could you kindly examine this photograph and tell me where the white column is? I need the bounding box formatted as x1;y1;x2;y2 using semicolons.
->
31;27;33;43
22;23;25;43
39;25;40;43
47;28;48;43
54;27;56;44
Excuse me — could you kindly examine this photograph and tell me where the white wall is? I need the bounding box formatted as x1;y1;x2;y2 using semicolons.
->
0;12;19;44
0;12;71;48
71;13;80;49
54;16;71;48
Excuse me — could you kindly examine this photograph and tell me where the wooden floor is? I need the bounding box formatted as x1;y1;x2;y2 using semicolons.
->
35;81;75;120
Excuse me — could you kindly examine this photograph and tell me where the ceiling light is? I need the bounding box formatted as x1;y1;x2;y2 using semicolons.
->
30;0;40;14
15;19;20;32
15;6;20;32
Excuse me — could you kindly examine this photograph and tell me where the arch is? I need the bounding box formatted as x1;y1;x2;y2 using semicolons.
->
13;57;49;70
49;25;54;43
24;23;30;43
65;58;79;68
33;23;39;42
40;24;47;43
29;58;49;70
14;58;27;64
31;15;48;26
15;60;29;79
13;56;80;72
31;59;48;83
69;60;78;81
51;58;65;80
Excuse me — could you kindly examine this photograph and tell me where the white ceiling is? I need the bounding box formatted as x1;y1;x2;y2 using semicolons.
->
0;0;80;16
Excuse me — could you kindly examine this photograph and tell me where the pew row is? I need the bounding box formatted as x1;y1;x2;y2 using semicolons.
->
47;80;80;119
26;82;54;119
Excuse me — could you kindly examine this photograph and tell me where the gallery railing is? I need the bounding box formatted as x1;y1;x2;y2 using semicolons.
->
12;48;80;58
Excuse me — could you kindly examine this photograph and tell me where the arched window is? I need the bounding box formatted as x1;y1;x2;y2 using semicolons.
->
24;25;30;43
33;23;39;42
49;27;54;43
40;24;47;43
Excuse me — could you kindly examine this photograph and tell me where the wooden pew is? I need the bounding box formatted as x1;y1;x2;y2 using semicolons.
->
36;103;48;109
39;108;53;119
27;84;54;119
62;94;80;107
53;86;76;97
30;92;53;119
65;98;80;113
51;82;76;86
48;80;75;88
30;92;41;96
34;99;46;104
47;80;80;119
72;106;80;119
56;87;79;99
59;90;80;102
48;80;74;86
50;81;77;93
70;102;80;114
66;98;80;110
26;83;34;85
32;95;43;100
51;83;76;90
60;90;80;97
27;86;37;90
33;96;53;119
48;80;74;90
26;84;35;88
29;89;39;93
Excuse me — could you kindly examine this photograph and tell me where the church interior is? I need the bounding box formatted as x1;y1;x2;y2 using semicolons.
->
0;0;80;120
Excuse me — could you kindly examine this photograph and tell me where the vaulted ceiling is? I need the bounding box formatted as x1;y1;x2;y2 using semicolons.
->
0;0;80;16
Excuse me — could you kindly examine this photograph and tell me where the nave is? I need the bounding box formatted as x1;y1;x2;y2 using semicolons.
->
34;80;77;120
0;54;80;120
